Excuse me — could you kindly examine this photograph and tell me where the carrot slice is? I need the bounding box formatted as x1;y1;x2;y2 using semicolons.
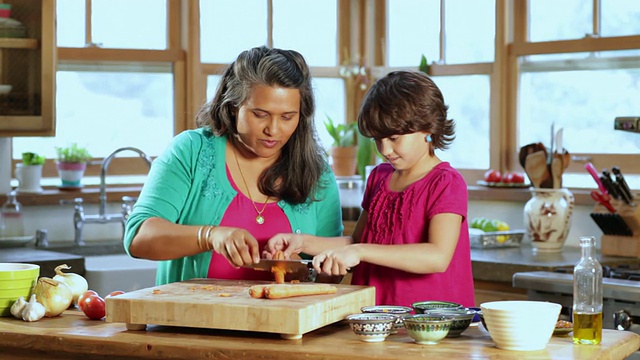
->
263;284;337;299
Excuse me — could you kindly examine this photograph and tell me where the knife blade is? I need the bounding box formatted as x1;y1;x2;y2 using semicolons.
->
244;259;313;273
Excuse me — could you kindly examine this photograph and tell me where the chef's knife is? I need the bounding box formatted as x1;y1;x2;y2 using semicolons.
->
611;166;635;206
244;259;313;273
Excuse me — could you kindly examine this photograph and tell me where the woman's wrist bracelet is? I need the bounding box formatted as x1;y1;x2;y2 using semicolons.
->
197;225;215;252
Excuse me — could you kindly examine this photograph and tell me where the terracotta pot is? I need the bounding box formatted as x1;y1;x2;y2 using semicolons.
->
56;161;87;188
330;146;357;177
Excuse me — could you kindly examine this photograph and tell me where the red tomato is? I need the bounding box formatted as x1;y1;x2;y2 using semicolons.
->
510;172;526;183
81;294;106;320
483;169;502;183
502;172;514;183
77;290;99;310
106;290;125;298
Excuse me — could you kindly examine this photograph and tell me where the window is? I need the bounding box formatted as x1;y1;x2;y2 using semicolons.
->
13;0;177;180
199;0;345;155
518;1;640;189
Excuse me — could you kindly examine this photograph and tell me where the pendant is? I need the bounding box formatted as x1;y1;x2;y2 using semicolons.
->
256;215;265;225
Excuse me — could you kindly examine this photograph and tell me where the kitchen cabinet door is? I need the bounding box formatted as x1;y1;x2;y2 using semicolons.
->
0;0;55;137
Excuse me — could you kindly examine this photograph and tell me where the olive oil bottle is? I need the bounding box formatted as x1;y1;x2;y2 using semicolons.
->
572;236;603;345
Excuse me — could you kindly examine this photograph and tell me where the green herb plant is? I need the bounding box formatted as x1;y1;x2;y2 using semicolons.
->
55;143;92;163
324;115;356;147
21;152;45;165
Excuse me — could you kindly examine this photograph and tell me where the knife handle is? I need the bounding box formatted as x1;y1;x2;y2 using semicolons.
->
585;163;608;194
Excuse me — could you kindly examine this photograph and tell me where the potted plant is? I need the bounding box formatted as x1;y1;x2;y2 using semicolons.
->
55;143;92;189
325;116;358;177
15;152;45;193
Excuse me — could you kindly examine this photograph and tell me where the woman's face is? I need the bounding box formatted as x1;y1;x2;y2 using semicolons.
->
236;85;301;159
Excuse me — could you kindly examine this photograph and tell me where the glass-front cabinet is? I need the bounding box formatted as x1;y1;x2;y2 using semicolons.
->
0;0;55;136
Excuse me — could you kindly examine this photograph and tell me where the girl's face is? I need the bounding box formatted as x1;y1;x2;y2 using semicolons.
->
236;85;301;158
375;132;431;171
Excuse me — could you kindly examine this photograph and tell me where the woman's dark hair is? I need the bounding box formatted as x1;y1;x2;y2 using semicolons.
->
357;71;455;156
196;46;326;204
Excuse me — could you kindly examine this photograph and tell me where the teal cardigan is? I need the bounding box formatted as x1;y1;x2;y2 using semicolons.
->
123;128;344;285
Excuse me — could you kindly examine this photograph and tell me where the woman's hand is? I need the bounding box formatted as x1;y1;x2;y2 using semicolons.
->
313;245;361;276
264;233;305;259
209;226;260;267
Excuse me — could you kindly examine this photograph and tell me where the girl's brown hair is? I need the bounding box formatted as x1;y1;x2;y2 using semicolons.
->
357;71;455;156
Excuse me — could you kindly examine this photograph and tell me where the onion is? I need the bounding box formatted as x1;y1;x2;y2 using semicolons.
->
52;264;88;306
33;277;73;317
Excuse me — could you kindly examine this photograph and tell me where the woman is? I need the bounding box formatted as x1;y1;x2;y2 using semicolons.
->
124;46;343;285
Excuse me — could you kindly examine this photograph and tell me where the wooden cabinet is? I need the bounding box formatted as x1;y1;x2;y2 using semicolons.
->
0;0;55;136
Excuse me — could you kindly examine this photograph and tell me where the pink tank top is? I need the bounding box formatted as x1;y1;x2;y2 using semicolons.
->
207;167;292;280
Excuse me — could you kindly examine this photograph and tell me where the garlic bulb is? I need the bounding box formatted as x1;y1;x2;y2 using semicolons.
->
34;277;73;317
52;264;88;306
21;294;45;322
10;296;27;319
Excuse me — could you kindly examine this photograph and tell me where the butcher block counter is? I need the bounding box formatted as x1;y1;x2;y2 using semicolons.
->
0;309;638;360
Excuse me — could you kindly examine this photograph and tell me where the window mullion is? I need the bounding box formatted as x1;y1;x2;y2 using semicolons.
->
85;0;92;46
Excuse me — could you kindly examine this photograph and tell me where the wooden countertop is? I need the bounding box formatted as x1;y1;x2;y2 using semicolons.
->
0;309;638;360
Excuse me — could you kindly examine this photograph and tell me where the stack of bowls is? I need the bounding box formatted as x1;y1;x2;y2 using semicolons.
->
361;305;413;333
481;300;561;351
345;313;397;343
0;263;40;317
422;308;477;337
403;314;454;345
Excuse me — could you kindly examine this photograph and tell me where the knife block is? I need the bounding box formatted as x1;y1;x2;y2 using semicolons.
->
594;194;640;258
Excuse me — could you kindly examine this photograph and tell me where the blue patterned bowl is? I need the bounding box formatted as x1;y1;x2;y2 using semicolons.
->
411;300;463;314
422;308;477;337
403;314;453;345
361;305;413;332
346;313;397;343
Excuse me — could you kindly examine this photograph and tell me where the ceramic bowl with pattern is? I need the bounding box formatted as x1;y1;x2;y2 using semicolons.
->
480;300;561;351
346;313;397;343
0;263;40;317
360;305;413;332
403;314;454;345
411;300;463;314
422;308;477;337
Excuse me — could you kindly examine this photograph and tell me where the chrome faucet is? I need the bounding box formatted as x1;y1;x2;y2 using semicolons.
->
62;147;152;246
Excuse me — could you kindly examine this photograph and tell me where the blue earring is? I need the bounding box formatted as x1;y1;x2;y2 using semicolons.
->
425;134;432;143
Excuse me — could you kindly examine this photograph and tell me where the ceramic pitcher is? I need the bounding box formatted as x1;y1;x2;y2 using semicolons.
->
523;188;575;252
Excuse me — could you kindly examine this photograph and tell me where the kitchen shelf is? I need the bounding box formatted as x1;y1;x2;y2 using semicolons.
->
0;38;38;49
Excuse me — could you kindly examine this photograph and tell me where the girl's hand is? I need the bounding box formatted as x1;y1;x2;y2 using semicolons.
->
209;227;260;267
264;233;304;259
313;245;361;276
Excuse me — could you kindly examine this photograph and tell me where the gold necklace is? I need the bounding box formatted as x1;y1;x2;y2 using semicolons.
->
233;147;270;225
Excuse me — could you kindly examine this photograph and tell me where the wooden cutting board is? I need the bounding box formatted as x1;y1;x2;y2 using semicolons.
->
106;278;375;339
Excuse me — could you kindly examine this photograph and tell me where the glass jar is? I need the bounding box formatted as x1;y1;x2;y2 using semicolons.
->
572;236;603;345
0;190;25;237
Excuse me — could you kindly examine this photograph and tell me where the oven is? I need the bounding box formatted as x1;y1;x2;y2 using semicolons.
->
513;265;640;359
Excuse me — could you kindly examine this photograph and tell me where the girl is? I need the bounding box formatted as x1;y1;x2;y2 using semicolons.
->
266;71;475;307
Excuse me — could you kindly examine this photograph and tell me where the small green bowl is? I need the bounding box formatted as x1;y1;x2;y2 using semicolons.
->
0;263;39;317
411;300;463;314
404;314;453;345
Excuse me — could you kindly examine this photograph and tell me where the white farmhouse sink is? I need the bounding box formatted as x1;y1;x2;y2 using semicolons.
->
83;254;157;296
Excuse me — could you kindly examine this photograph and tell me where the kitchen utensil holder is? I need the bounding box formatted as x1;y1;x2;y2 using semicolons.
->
592;194;640;258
